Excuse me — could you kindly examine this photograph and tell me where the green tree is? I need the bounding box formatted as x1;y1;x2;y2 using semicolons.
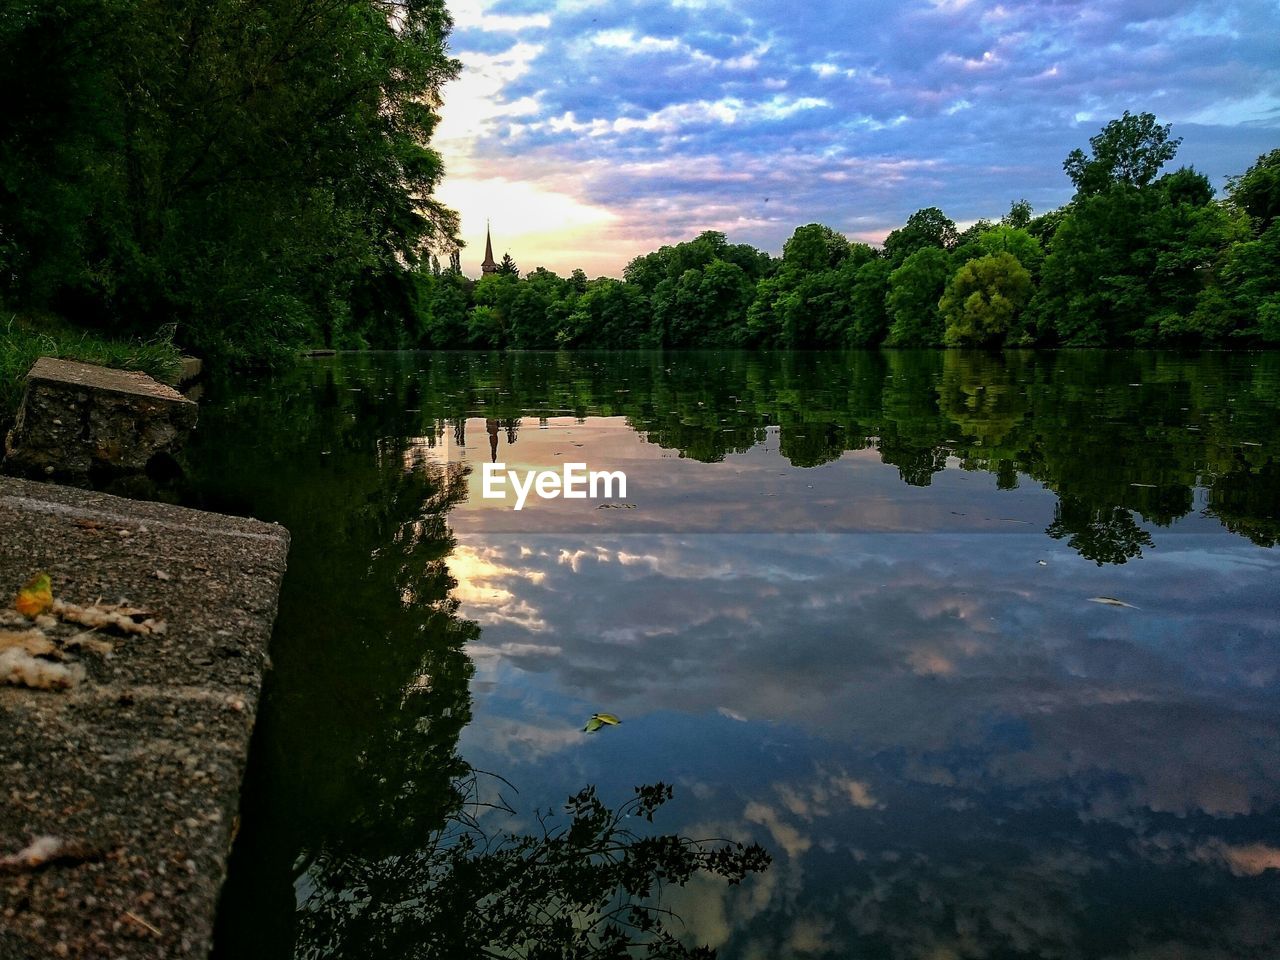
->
977;226;1044;275
466;305;506;348
562;279;649;347
885;247;952;345
0;0;461;364
883;207;958;263
415;271;471;348
1226;149;1280;232
941;253;1034;347
1063;111;1181;196
847;258;894;346
780;223;852;273
1002;199;1034;229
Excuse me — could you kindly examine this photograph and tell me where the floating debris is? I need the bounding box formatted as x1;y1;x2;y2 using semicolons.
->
1089;596;1140;610
584;712;621;733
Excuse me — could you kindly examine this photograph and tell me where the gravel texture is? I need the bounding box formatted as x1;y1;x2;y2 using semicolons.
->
0;477;289;959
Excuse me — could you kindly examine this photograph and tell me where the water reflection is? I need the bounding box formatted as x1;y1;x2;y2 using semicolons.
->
183;350;1280;959
452;532;1280;958
201;348;1279;553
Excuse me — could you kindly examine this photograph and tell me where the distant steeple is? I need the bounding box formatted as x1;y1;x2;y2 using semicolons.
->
481;221;497;275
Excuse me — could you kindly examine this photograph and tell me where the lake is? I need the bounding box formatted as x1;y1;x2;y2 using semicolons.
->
187;350;1280;959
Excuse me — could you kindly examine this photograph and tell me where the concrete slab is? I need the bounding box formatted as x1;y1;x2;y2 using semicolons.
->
4;359;197;481
0;477;289;959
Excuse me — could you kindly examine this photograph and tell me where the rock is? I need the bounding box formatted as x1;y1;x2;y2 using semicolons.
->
3;359;197;482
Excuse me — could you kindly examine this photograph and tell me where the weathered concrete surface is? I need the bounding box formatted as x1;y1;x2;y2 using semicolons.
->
3;359;197;481
0;477;288;959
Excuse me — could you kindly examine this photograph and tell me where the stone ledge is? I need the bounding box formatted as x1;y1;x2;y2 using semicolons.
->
0;477;289;959
4;359;197;481
24;358;192;405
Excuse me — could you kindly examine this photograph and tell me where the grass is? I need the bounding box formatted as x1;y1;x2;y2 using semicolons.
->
1;312;183;432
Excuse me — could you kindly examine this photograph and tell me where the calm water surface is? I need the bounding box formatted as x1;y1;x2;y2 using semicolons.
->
189;350;1280;959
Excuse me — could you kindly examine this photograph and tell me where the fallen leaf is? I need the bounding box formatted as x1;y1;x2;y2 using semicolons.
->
584;712;621;733
52;599;166;636
14;573;53;617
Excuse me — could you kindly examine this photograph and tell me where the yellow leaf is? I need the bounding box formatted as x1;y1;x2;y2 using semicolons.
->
14;573;53;617
594;713;621;725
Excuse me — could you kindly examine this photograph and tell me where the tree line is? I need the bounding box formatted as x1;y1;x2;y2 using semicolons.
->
416;112;1279;351
3;13;1276;365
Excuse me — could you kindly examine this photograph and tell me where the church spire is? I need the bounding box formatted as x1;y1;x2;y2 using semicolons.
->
481;220;497;275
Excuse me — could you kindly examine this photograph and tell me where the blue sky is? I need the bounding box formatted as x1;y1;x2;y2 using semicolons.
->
433;0;1280;277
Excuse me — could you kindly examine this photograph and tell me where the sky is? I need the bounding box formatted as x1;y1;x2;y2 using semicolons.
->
431;0;1280;278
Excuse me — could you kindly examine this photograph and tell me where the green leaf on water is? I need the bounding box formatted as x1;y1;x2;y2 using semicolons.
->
583;713;621;733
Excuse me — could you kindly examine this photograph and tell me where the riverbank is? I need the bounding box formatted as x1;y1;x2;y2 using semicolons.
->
0;477;288;959
0;316;182;432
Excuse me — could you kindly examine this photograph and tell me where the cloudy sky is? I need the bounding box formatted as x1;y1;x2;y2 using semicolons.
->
432;0;1280;277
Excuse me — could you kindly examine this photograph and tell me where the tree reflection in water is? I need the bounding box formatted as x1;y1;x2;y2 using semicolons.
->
186;349;1279;958
194;404;768;959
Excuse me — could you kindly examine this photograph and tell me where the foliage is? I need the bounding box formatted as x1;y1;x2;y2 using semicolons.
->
1227;149;1280;232
0;0;460;366
1;313;181;427
298;781;771;959
941;253;1034;346
4;69;1277;356
1063;111;1182;196
886;247;952;346
883;207;959;262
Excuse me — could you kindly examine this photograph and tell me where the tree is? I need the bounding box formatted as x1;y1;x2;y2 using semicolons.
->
1226;149;1280;233
1002;199;1034;230
847;258;894;346
885;247;952;346
497;252;519;277
415;271;470;348
1029;189;1151;345
780;223;851;273
1063;111;1181;197
977;226;1044;275
0;0;462;364
466;305;506;348
883;207;958;262
941;253;1034;346
561;279;649;347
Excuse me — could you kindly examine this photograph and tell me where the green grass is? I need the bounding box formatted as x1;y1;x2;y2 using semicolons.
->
1;313;183;432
